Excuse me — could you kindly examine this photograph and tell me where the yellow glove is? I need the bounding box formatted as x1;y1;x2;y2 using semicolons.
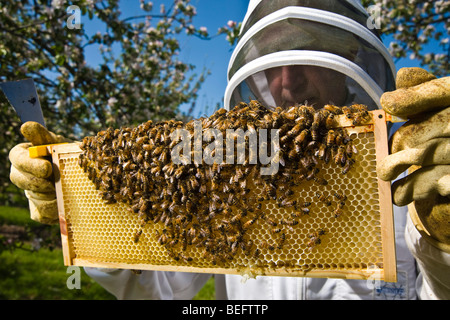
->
9;122;68;224
377;67;450;248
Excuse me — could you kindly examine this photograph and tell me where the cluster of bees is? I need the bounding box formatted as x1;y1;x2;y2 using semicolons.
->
79;100;370;267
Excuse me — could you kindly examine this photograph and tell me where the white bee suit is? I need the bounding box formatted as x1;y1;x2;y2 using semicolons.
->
85;0;450;300
84;204;418;300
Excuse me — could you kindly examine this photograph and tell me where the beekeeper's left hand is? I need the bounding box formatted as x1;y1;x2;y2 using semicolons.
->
377;67;450;246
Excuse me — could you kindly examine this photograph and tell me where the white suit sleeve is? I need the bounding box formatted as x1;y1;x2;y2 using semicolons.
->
405;214;450;300
84;267;211;300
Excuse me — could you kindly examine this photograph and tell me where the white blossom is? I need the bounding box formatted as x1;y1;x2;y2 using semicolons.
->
107;97;118;107
227;20;237;28
51;0;64;9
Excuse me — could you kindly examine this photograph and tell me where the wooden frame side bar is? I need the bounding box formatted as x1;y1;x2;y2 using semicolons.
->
51;143;82;266
373;110;397;282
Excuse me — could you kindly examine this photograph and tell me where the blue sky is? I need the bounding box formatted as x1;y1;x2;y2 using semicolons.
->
81;1;248;117
81;0;444;117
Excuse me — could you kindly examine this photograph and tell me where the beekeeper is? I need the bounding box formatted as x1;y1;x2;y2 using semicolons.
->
8;0;450;299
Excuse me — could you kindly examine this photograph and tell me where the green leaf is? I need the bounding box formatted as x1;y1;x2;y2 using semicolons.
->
55;54;66;66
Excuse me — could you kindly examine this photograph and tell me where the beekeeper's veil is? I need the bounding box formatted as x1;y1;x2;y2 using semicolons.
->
224;0;396;110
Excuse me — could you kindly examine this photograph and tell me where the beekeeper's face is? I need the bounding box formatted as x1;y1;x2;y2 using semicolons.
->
265;65;348;109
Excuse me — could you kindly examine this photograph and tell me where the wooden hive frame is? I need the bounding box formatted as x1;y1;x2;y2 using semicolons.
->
51;109;397;282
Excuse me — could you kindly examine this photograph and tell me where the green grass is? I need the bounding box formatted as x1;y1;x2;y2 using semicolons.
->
193;277;215;300
0;205;39;226
0;205;215;300
0;245;116;299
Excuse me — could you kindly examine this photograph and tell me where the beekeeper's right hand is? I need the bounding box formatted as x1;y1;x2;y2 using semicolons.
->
9;122;68;224
377;68;450;248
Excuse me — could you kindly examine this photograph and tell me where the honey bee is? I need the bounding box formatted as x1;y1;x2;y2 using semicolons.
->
342;158;355;174
334;145;346;166
283;108;298;121
159;149;169;164
225;193;238;206
346;140;358;158
253;248;261;260
134;229;142;243
214;107;228;118
310;112;322;141
339;130;350;145
346;141;354;158
307;229;326;251
333;192;347;218
167;250;181;261
230;210;246;225
180;253;193;262
280;218;298;226
150;165;162;177
288;148;299;160
265;217;278;226
314;142;326;160
181;230;187;251
168;238;179;247
122;161;137;171
227;230;242;243
242;239;254;257
287;122;303;138
152;145;164;157
307;236;321;251
292;207;310;218
211;175;221;191
326;130;335;147
259;240;275;251
294;129;309;145
325;113;335;129
156;229;169;245
334;130;344;146
271;227;282;234
263;183;277;200
306;167;319;181
324;104;342;115
342;106;352;119
316;192;331;206
311;125;319;142
360;110;370;120
243;215;259;229
173;214;186;226
222;219;235;233
352;113;364;126
334;202;346;218
277;232;286;250
334;191;347;202
350;104;368;113
279;198;297;208
314;176;328;186
272;150;286;167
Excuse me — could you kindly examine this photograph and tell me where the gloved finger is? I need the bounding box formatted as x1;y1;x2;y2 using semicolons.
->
395;67;436;89
381;76;450;118
26;192;59;225
377;138;449;181
9;142;53;179
20;121;65;146
389;107;450;153
10;165;55;193
392;165;450;206
411;195;450;247
26;190;56;201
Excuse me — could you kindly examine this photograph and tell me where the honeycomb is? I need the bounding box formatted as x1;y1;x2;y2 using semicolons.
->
53;110;396;282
